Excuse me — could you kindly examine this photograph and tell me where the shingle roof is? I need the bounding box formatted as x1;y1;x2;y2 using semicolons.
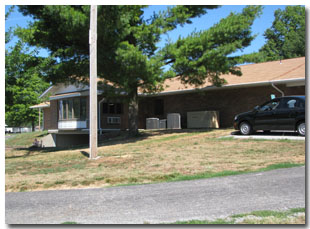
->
160;57;305;93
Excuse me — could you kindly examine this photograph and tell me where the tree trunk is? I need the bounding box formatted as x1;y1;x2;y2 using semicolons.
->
32;119;35;132
128;87;139;137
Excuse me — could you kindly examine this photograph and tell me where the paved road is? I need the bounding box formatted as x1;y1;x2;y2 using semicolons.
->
6;166;305;224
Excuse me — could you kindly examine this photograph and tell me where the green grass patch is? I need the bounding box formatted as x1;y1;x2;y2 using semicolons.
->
258;163;304;172
157;162;304;183
232;208;305;219
19;186;27;192
173;219;234;224
81;180;92;186
140;132;206;145
61;221;78;224
5;131;48;148
94;176;105;181
113;162;304;189
28;167;68;175
71;163;86;170
54;180;65;185
172;208;305;224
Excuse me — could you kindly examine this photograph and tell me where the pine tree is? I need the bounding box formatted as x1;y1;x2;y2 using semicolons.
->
16;5;262;135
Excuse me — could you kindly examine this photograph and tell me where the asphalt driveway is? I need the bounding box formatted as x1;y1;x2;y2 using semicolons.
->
6;166;305;224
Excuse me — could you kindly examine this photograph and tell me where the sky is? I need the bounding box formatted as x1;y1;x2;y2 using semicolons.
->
5;5;289;57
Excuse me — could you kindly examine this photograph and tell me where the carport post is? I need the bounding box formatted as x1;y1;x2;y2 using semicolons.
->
38;108;41;131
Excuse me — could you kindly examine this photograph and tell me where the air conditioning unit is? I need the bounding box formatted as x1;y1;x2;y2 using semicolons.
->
107;117;121;125
187;111;219;128
146;118;159;129
167;113;181;129
159;119;167;129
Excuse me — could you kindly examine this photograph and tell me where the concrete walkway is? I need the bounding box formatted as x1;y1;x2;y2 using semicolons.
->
230;135;305;141
6;166;305;224
229;131;305;141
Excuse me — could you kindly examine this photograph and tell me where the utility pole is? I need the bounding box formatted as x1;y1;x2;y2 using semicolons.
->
89;5;98;159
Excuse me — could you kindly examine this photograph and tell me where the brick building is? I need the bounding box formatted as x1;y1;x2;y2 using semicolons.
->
31;57;306;147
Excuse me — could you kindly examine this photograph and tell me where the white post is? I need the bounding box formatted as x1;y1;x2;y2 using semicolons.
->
38;108;41;131
89;5;98;159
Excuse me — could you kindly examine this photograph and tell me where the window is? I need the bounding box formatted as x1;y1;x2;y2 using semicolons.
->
73;98;80;118
59;97;87;120
285;99;297;109
63;100;68;119
260;100;280;111
102;102;122;114
281;98;304;109
80;98;87;119
154;99;164;115
299;100;305;108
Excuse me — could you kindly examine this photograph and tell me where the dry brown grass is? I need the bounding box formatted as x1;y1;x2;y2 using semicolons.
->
5;129;305;192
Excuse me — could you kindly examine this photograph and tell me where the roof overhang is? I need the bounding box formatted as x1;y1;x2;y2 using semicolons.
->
30;102;50;109
49;90;103;100
139;78;305;97
50;92;82;100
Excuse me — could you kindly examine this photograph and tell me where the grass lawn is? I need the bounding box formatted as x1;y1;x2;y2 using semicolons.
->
173;208;305;224
5;131;48;148
5;128;305;192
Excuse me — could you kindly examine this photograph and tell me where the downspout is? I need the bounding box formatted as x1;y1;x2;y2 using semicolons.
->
271;82;285;97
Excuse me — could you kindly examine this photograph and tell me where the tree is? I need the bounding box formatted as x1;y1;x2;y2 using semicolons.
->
260;6;305;61
16;5;262;136
244;6;305;63
160;6;263;86
5;39;51;129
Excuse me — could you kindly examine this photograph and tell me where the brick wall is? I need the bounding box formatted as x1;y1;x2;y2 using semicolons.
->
138;84;305;128
43;84;304;131
43;100;58;130
43;107;51;130
99;95;129;130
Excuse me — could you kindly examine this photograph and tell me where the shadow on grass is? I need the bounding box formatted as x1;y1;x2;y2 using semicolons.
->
6;128;217;158
80;151;89;158
97;128;216;148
